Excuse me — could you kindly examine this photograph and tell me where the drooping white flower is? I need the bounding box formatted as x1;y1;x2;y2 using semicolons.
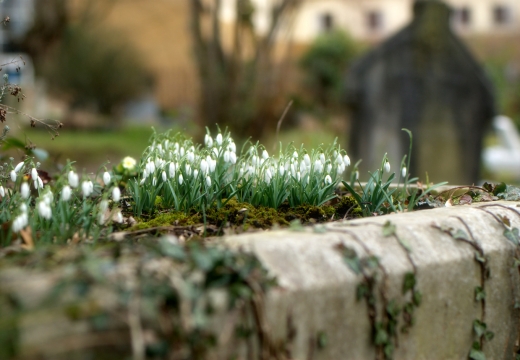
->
223;151;230;163
185;164;192;176
152;177;157;186
209;159;216;173
31;167;38;180
61;185;72;201
293;151;298;159
303;154;311;167
82;181;92;198
0;186;4;197
68;171;79;188
279;165;285;176
262;149;269;160
324;175;332;185
178;174;184;185
21;182;30;199
38;201;52;220
229;152;237;164
10;170;16;182
187;151;195;163
37;177;44;190
401;167;407;178
264;169;272;183
200;159;208;174
216;133;223;146
20;203;27;213
384;161;391;174
228;141;236;153
354;170;359;180
112;187;121;202
168;162;176;178
204;134;213;147
336;153;343;164
193;169;199;178
14;162;24;173
162;171;167;182
99;200;109;213
343;155;351;167
320;153;325;164
326;163;332;174
103;171;111;186
42;191;53;205
12;212;28;233
314;160;323;173
115;211;124;223
252;155;258;167
206;176;211;187
297;171;301;181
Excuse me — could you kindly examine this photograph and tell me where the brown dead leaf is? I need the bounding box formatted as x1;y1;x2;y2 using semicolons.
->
458;194;472;205
19;227;34;250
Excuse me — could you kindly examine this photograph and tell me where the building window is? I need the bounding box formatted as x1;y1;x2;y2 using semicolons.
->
366;10;383;32
453;7;472;27
319;13;334;33
493;5;511;26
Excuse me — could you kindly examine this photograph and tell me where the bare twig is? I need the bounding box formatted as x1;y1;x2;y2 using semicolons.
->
272;100;293;153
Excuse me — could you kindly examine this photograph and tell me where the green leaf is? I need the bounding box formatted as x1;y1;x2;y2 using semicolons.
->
475;252;486;264
159;239;186;261
382;220;396;237
452;229;470;241
473;319;487;337
493;182;507;196
498;215;511;227
413;290;422;306
356;283;369;301
484;331;494;341
374;324;389;345
317;331;328;349
469;348;486;360
475;286;486;302
503;228;520;245
342;247;362;275
402;272;416;294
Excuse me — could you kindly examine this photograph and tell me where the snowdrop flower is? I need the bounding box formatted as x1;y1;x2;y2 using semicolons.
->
180;147;185;157
279;165;285;176
187;151;195;163
38;201;52;220
68;171;79;188
14;161;24;173
314;160;323;173
209;159;216;173
252;155;258;167
103;171;111;186
384;161;391;174
115;211;124;223
152;177;157;186
178;174;184;185
112;187;121;202
229;152;237;164
204;134;213;147
320;153;325;164
224;150;230;163
293;151;298;159
337;163;345;174
61;185;72;201
354;170;359;180
262;149;269;160
264;169;272;183
31;167;38;180
212;147;219;157
200;159;208;174
185;164;191;176
228;141;236;153
401;167;407;178
205;175;211;187
326;163;332;173
297;171;301;181
42;191;53;205
216;133;223;146
10;170;16;182
343;155;351;167
99;200;109;213
169;162;176;178
303;154;311;167
324;175;332;185
82;181;93;198
37;177;43;190
336;153;343;165
20;203;27;213
21;182;30;199
12;212;28;233
193;169;199;178
0;186;4;197
162;171;167;182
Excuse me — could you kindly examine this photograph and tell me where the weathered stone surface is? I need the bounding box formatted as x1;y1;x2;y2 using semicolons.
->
223;201;520;359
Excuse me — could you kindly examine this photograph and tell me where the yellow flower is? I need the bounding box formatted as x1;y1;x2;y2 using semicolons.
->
122;156;136;170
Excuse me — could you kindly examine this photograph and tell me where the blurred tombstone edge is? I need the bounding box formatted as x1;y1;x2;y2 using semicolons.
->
345;0;495;185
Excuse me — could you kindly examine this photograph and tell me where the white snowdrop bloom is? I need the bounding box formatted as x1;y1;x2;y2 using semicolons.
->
252;155;258;167
228;141;236;153
180;147;185;157
14;162;24;173
229;152;237;164
336;154;343;164
33;180;38;190
103;171;111;186
31;167;38;180
239;167;245;177
0;186;4;197
12;212;28;233
314;160;323;173
193;169;199;178
99;200;109;213
82;181;92;198
300;160;307;172
20;203;27;213
384;161;391;174
293;151;298;159
205;134;213;147
324;175;332;185
326;163;332;173
61;185;72;202
42;191;53;205
115;211;124;223
162;171;167;182
343;155;351;167
209;159;217;173
297;171;301;181
169;162;176;178
150;144;155;152
38;201;52;220
401;167;407;178
264;169;272;183
304;154;311;166
112;187;121;202
187;151;195;163
37;177;44;189
174;142;179;151
178;174;184;185
248;165;255;176
157;144;163;155
21;182;30;199
142;168;149;179
152;177;157;186
164;140;170;149
291;162;297;175
68;171;79;188
262;149;269;160
212;147;221;158
338;163;345;174
200;159;208;174
140;177;146;185
223;150;230;163
355;170;359;180
185;164;192;176
156;158;166;169
148;160;156;174
10;170;16;182
279;165;285;176
216;133;223;146
320;153;325;164
122;156;137;170
206;175;211;187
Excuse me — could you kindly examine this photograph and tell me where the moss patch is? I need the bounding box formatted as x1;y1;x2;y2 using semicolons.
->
131;212;201;231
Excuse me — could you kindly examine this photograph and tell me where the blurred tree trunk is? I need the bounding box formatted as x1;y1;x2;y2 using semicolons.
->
190;0;300;139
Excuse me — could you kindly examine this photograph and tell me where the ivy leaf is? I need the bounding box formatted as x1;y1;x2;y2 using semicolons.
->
317;331;328;349
469;348;487;360
413;290;422;306
339;246;361;275
452;229;470;241
475;286;486;302
402;272;416;294
374;323;389;345
475;252;486;264
473;319;487;337
397;235;412;252
356;282;369;301
365;256;380;269
382;220;396;237
503;228;520;245
485;331;494;341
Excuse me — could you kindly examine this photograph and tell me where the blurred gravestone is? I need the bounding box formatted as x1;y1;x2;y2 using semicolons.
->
345;0;495;184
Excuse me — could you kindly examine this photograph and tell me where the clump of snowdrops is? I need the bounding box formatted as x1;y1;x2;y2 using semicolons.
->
0;156;136;245
129;128;351;216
